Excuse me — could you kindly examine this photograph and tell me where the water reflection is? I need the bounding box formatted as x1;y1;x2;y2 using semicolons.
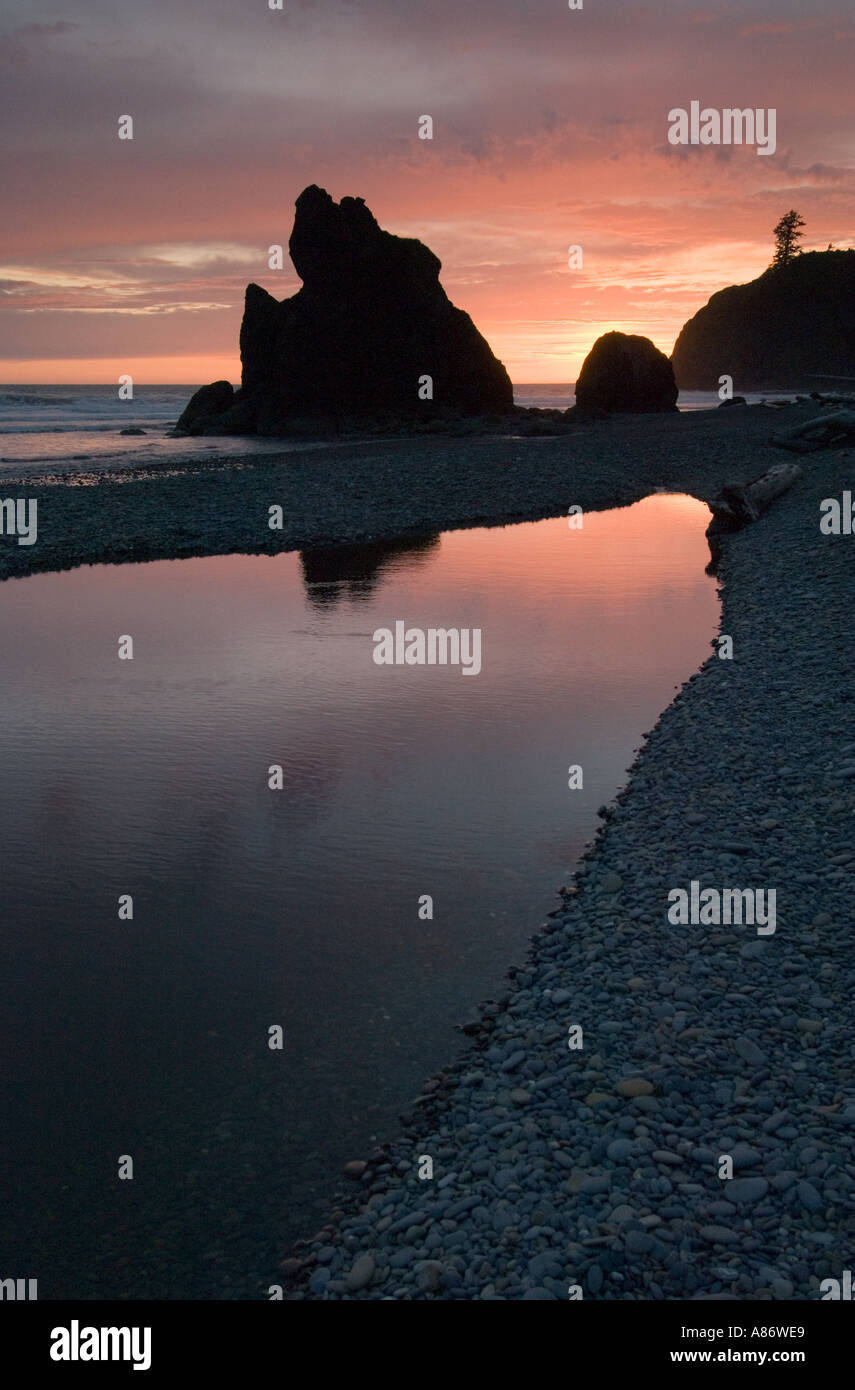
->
299;535;440;606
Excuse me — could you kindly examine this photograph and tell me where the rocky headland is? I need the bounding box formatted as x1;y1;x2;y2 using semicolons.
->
672;249;855;392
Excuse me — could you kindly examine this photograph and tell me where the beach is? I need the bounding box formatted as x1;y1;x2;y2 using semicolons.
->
0;401;828;583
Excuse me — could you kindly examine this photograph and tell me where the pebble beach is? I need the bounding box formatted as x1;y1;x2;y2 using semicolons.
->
268;406;853;1301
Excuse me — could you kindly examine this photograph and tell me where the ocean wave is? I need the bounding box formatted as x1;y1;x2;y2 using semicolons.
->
0;424;131;435
0;452;96;464
0;392;76;406
0;423;162;437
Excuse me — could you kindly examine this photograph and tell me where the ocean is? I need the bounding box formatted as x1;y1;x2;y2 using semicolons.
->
0;386;296;478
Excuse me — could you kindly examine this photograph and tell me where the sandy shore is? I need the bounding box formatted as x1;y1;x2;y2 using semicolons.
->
0;402;826;583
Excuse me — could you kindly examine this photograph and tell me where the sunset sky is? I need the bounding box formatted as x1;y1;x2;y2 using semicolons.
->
1;0;853;385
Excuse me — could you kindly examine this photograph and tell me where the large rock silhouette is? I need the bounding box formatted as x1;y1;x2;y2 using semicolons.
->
575;332;678;413
177;185;513;435
671;250;855;391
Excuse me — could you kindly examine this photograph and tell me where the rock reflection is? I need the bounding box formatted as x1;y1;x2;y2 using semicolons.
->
299;534;440;607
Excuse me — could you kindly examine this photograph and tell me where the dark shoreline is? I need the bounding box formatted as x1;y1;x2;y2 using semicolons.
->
0;402;823;584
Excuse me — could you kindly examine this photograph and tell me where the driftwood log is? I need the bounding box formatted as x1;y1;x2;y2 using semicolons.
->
707;462;802;536
770;408;855;454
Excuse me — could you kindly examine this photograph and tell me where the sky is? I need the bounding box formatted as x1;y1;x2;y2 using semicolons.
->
0;0;853;384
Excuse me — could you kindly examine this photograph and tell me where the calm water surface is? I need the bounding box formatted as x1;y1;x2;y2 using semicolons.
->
0;494;718;1297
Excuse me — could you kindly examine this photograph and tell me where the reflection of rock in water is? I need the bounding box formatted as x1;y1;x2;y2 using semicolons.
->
299;535;440;607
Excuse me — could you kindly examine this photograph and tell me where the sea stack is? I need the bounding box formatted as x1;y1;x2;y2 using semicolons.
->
177;185;513;435
575;332;679;413
671;249;855;391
